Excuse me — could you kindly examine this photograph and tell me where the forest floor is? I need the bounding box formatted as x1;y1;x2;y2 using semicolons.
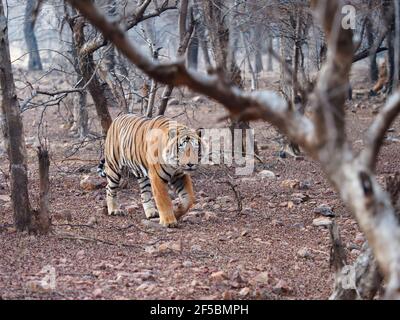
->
1;62;399;300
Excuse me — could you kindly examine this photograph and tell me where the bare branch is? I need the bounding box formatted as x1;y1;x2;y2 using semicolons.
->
66;0;316;151
361;91;400;170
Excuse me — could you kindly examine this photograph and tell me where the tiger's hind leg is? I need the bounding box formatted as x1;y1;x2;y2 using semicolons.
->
105;165;126;216
171;174;195;220
138;176;159;219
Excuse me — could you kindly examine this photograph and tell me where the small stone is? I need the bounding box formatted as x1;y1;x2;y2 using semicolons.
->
291;193;310;203
169;241;182;252
239;287;250;297
191;280;199;287
297;247;312;259
241;230;249;237
271;219;284;227
53;210;72;222
251;272;270;285
312;216;333;227
198;190;207;198
93;288;102;298
281;179;300;189
145;246;158;254
182;261;193;268
87;216;97;226
299;181;311;190
26;280;53;293
210;271;228;282
80;175;107;191
76;250;85;260
222;290;233;300
314;204;336;217
126;204;140;215
273;279;291;295
204;211;217;221
158;243;169;253
259;170;276;179
191;245;202;252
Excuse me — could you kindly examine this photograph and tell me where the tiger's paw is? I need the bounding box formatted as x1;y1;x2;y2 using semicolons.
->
145;208;159;219
109;209;126;216
159;216;178;228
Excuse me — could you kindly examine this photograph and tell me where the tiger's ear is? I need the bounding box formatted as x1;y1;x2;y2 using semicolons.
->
196;127;204;139
168;127;177;139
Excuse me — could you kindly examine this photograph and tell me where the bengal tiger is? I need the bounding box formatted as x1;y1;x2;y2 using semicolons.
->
97;114;201;228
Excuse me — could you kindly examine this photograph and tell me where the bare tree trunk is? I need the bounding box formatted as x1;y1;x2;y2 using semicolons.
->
192;0;211;69
292;14;301;107
70;25;88;138
187;27;199;70
24;0;42;70
254;24;264;74
74;81;89;138
0;3;32;231
267;36;273;72
366;15;378;82
241;31;258;91
158;0;193;115
71;17;114;135
329;220;382;300
35;147;51;234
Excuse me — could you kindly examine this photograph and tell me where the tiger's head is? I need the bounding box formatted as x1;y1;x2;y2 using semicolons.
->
162;126;202;172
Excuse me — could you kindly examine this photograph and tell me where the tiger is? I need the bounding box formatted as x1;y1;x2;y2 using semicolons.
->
97;114;201;228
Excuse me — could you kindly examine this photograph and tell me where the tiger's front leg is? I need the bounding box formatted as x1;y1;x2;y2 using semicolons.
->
138;176;159;219
149;169;177;228
171;174;195;219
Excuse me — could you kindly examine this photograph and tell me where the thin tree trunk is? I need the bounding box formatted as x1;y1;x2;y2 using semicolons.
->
193;0;211;69
187;27;199;70
366;16;378;82
24;0;42;70
35;147;51;234
0;3;32;231
70;26;88;138
254;25;264;73
157;0;193;115
267;36;273;71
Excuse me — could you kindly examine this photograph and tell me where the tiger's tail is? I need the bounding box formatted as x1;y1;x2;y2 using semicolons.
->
97;159;106;178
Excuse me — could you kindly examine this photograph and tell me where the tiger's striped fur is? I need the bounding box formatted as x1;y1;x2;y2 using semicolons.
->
99;114;200;227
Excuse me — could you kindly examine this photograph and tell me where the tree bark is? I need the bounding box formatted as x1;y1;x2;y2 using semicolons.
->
35;147;51;234
267;36;273;71
187;27;199;70
366;15;378;82
23;0;42;70
0;3;32;231
71;17;114;135
157;0;193;115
